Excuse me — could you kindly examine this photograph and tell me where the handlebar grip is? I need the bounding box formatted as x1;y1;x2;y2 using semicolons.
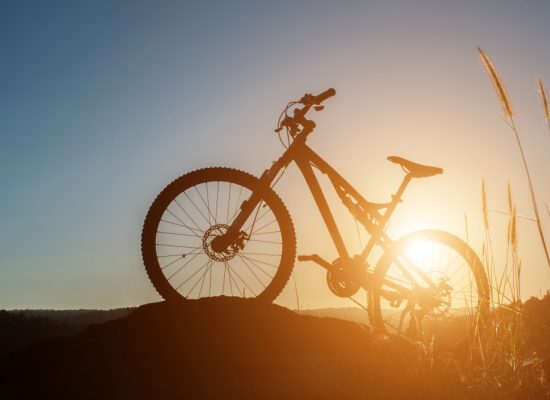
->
315;88;336;104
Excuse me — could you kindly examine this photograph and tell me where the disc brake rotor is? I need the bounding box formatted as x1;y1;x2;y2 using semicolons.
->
202;224;239;262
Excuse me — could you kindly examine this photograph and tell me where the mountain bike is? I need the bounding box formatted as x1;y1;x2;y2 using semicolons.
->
141;88;490;336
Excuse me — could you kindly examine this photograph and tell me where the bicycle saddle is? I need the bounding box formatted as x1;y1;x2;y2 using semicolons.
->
387;156;443;178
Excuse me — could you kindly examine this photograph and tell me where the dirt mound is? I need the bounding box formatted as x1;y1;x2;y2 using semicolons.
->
0;297;461;399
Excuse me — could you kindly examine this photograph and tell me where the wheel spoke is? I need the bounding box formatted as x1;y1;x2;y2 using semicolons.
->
237;255;267;287
160;217;202;237
228;185;245;223
241;252;281;257
193;185;217;225
167;251;203;277
170;201;203;232
224;261;237;296
176;259;210;291
238;254;279;269
226;183;232;223
157;231;198;238
183;192;211;227
215;181;220;222
247;238;282;245
249;230;281;236
156;243;201;249
251;219;278;235
226;261;257;296
186;260;212;297
160;249;202;270
243;203;273;233
238;254;274;278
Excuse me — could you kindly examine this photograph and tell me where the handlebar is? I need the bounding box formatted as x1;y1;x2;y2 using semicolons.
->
275;88;336;142
299;88;336;106
314;88;336;104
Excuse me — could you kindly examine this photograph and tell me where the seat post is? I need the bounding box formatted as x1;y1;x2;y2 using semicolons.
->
394;174;412;202
382;174;412;224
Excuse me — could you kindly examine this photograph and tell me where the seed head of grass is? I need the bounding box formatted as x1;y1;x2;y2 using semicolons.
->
478;47;514;120
537;77;549;123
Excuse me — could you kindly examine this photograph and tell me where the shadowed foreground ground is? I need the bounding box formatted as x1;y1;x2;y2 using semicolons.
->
0;297;461;399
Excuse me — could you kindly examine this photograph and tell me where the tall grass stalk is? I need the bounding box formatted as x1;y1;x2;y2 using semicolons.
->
481;179;505;308
292;273;301;311
537;77;550;131
477;47;550;270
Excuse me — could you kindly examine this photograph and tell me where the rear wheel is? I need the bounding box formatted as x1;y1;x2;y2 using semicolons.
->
141;167;296;302
369;230;489;340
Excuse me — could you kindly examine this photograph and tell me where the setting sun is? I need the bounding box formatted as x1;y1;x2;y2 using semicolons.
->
404;240;436;266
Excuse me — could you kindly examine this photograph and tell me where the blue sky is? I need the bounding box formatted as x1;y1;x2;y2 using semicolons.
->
1;0;549;309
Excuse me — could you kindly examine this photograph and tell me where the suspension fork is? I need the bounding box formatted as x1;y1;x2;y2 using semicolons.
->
211;141;297;252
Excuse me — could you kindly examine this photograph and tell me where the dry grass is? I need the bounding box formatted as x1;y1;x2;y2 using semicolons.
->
477;47;550;270
538;77;550;130
412;50;550;398
459;182;549;399
453;49;550;397
478;47;514;119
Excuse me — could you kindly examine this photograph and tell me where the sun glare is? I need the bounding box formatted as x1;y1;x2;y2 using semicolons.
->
405;240;434;264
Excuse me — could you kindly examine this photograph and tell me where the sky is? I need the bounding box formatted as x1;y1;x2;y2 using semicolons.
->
1;0;549;309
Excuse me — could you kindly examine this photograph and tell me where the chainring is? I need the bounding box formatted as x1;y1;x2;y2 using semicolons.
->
326;258;364;297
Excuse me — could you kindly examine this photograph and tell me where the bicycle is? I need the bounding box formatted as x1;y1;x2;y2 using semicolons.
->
141;88;490;337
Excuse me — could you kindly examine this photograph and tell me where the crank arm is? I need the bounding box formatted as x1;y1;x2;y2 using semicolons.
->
297;254;333;271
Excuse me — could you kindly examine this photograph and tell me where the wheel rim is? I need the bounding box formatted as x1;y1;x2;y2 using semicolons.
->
150;179;285;299
373;231;486;340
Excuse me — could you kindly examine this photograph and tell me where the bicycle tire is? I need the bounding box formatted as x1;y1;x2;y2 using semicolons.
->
369;230;490;339
141;167;296;302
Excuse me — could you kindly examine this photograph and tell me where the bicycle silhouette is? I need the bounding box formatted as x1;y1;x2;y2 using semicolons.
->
141;89;490;337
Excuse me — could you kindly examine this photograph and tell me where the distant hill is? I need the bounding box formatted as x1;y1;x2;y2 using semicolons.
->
0;308;132;355
17;308;133;325
298;307;370;325
0;298;463;399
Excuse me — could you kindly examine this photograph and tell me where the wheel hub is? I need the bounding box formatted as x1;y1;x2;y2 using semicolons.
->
203;224;239;262
415;272;453;316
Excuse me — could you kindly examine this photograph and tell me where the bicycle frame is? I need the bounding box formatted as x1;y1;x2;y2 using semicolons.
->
227;134;412;269
293;143;409;264
213;129;439;302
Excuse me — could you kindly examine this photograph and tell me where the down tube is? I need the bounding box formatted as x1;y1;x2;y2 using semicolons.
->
294;153;350;260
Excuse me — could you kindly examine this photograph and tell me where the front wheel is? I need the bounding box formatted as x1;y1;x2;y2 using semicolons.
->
141;167;296;302
369;230;490;340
